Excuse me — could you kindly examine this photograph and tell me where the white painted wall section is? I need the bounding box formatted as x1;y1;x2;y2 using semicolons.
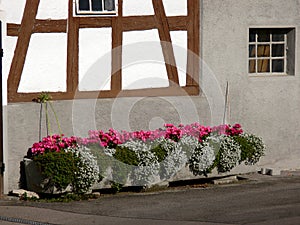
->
37;0;68;19
1;0;26;23
123;0;154;16
163;0;187;16
18;33;67;92
171;31;187;86
122;29;169;89
79;28;112;91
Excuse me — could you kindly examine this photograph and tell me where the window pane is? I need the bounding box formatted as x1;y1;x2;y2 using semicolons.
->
79;0;90;10
249;45;256;57
249;60;256;73
272;44;284;57
257;30;270;42
249;31;256;42
104;0;115;11
92;0;102;11
257;45;270;57
272;33;284;42
257;59;270;72
272;59;284;72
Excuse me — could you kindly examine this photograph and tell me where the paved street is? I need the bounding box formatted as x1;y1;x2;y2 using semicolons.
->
0;173;300;225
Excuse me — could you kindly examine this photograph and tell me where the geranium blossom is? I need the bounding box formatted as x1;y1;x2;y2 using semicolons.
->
29;134;77;156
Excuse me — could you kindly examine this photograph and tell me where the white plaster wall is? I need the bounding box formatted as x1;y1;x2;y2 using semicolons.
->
1;0;26;24
123;0;154;16
123;0;187;16
18;33;67;92
79;28;112;91
171;31;187;86
162;0;187;16
122;29;187;89
36;0;68;19
122;29;169;89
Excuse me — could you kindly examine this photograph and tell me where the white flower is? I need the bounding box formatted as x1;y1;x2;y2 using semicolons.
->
160;145;187;179
67;145;100;193
188;139;216;176
217;135;241;173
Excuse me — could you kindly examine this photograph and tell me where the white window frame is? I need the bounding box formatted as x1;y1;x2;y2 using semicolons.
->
73;0;118;16
248;29;288;76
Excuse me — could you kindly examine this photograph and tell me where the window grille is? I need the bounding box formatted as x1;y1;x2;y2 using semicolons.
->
248;28;295;75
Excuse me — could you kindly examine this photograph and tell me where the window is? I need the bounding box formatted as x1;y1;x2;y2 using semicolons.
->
75;0;117;15
248;28;295;75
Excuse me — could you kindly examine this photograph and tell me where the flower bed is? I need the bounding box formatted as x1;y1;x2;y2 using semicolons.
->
25;123;265;194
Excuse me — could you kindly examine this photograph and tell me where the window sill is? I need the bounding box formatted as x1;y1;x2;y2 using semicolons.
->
248;74;294;77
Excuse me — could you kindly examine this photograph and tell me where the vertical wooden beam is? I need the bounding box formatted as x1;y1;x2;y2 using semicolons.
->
111;0;123;91
186;0;200;86
67;0;79;95
7;0;41;102
152;0;179;86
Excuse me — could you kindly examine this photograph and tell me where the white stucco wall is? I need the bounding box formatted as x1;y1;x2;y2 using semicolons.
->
201;0;300;171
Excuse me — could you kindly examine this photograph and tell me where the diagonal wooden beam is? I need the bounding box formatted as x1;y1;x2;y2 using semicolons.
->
7;0;41;102
152;0;179;86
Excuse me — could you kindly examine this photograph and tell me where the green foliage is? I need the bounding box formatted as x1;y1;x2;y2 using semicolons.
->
151;144;168;162
34;151;79;192
233;133;265;165
233;135;253;162
110;182;123;193
114;146;139;166
34;92;52;103
33;146;100;194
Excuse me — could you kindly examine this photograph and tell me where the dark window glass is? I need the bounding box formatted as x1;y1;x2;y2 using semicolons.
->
104;0;115;11
257;30;270;42
272;59;284;72
79;0;90;10
92;0;102;11
272;33;284;42
272;44;284;57
249;31;256;42
249;45;256;57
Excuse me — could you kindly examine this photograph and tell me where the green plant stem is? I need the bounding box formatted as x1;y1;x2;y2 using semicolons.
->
39;103;43;142
49;101;62;135
45;102;52;136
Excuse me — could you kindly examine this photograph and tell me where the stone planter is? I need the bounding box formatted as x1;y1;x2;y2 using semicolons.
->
23;158;71;194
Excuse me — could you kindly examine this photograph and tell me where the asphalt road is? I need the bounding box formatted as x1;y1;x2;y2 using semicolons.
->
1;173;300;225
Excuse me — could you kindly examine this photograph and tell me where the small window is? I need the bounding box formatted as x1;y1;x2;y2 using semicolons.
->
248;28;295;75
74;0;117;16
